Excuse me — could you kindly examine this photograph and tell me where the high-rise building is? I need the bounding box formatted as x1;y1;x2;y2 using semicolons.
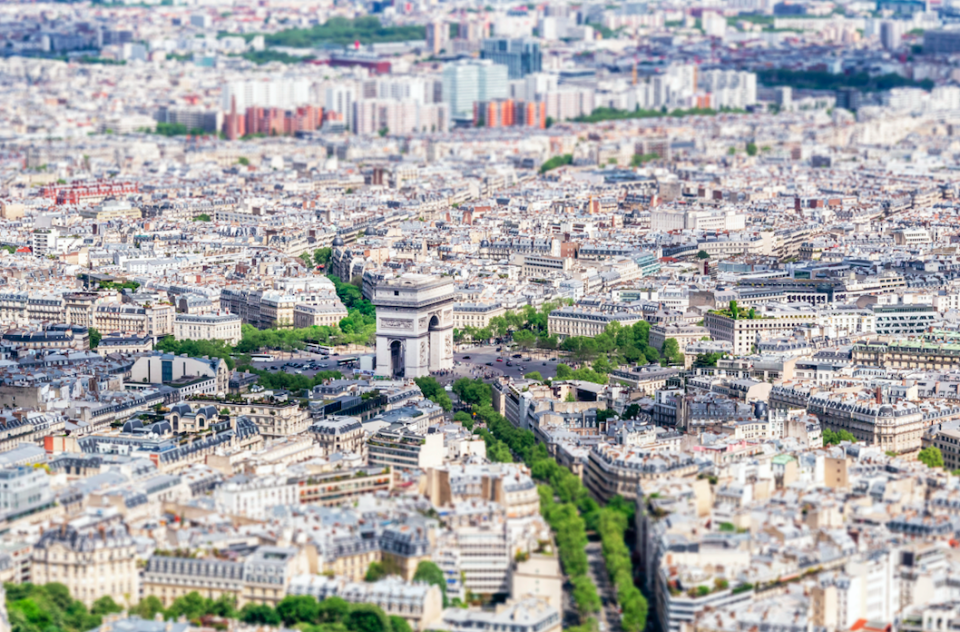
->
480;38;541;79
923;28;960;54
474;99;546;129
880;20;904;50
220;79;312;111
353;100;449;135
697;69;758;109
442;60;509;120
426;20;449;55
326;84;358;128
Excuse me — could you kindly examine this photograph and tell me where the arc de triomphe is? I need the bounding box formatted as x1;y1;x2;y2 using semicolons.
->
373;274;454;378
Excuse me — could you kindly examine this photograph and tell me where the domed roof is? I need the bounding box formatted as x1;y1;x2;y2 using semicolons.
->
480;239;490;248
332;236;345;247
878;405;895;417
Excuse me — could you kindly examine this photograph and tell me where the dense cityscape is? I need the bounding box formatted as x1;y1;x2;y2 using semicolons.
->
3;1;960;632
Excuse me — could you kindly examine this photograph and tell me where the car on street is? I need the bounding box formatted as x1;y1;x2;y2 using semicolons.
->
512;354;522;359
462;355;471;360
496;358;503;362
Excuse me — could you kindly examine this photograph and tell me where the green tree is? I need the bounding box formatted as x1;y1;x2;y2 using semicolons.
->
696;250;710;259
345;604;393;632
414;376;452;411
487;441;513;462
513;329;537;352
592;355;612;376
130;596;166;621
317;596;351;623
746;142;758;156
524;371;543;381
452;378;492;406
365;561;387;582
276;595;320;626
240;603;282;626
661;338;683;365
728;300;739;320
822;429;857;445
453;411;474;430
299;252;312;267
88;327;102;349
571;574;602;619
237;156;250;166
919;446;944;469
192;214;211;222
390;616;413;632
207;595;237;618
540;154;573;173
91;596;123;616
166;592;210;621
314;247;333;267
412;561;448;607
556;364;574;380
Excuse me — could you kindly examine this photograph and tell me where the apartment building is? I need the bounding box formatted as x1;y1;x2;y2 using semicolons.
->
517;254;573;278
142;546;305;607
93;304;175;338
807;390;928;453
32;511;139;608
852;339;960;370
293;304;348;328
288;575;444;631
78;199;141;221
453;302;506;331
871;304;939;336
704;304;816;356
547;306;645;339
368;429;444;470
173;312;242;345
192;397;310;437
295;466;394;506
434;597;560;632
308;416;368;455
649;323;710;353
584;441;696;503
421;463;540;519
0;466;54;521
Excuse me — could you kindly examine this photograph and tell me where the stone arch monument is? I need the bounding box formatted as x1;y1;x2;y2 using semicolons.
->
373;274;454;378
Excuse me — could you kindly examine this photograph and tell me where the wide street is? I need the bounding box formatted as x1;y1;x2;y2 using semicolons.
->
247;345;570;384
451;345;564;382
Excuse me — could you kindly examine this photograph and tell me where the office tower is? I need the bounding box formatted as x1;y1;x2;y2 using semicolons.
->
480;38;542;79
442;60;508;120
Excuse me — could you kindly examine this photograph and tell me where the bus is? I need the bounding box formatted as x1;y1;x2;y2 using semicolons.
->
241;353;275;362
305;343;334;355
336;356;358;368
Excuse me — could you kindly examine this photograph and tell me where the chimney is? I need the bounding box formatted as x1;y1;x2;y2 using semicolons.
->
875;386;882;405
